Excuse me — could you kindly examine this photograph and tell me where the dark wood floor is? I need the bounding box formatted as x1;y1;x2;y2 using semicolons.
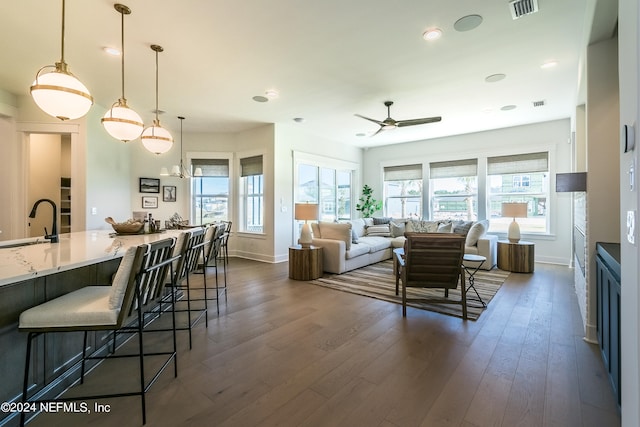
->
29;259;620;427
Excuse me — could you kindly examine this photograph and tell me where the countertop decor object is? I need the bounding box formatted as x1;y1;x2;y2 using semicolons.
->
105;216;144;234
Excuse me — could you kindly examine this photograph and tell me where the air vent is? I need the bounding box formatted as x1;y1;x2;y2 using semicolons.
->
533;100;545;107
509;0;539;19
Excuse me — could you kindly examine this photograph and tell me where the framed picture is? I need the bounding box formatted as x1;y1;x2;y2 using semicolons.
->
163;185;177;202
142;196;158;209
139;177;160;193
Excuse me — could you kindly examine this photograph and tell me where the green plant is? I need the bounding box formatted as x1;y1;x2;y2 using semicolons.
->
355;184;383;218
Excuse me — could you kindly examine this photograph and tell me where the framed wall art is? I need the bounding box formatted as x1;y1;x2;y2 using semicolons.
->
139;177;160;193
142;196;158;209
163;185;176;202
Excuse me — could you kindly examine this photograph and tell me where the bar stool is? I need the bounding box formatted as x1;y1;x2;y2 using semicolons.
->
18;238;178;426
193;223;226;314
164;227;208;349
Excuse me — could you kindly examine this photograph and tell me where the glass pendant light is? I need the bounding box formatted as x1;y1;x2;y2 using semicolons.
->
101;3;143;142
141;45;173;154
30;0;93;121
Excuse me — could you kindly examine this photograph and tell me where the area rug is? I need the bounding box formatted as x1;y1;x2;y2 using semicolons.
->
308;260;510;320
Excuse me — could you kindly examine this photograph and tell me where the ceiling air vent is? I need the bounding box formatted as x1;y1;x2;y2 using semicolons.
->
509;0;539;20
533;100;545;107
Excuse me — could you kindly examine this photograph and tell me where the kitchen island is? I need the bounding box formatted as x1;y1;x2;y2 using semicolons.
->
0;230;182;427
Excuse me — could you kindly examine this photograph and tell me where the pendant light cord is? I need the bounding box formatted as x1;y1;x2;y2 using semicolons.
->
120;8;125;98
60;0;66;62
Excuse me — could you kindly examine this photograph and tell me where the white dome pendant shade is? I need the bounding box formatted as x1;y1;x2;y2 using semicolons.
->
141;120;173;154
101;4;143;142
102;100;144;142
30;0;93;121
141;44;173;155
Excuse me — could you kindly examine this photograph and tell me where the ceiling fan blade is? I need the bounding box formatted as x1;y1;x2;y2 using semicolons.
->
396;116;442;127
354;113;385;126
370;126;386;137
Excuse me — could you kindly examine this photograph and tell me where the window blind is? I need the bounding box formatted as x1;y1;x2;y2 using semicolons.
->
240;155;263;177
430;159;477;179
383;164;422;181
487;152;548;175
191;158;229;177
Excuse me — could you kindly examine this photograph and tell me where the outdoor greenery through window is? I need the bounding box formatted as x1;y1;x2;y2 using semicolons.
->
383;164;422;219
191;158;229;225
240;155;263;233
488;152;549;234
430;159;478;221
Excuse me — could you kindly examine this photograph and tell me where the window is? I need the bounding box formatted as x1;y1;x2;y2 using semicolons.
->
240;155;263;233
429;159;478;221
191;158;229;225
383;164;422;218
296;163;352;221
488;152;549;234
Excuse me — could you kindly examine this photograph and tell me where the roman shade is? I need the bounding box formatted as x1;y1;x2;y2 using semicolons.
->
383;164;422;181
240;155;263;177
487;152;548;175
191;159;229;177
430;159;478;179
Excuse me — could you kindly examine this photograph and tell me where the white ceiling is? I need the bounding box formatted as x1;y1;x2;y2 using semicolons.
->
0;0;615;148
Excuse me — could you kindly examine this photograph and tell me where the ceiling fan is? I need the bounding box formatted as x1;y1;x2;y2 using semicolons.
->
355;101;441;136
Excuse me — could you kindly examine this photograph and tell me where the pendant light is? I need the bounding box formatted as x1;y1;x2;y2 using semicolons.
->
101;3;143;142
161;117;203;177
30;0;93;121
141;45;173;154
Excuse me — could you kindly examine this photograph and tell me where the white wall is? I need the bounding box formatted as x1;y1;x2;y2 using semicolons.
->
618;0;639;424
363;119;573;264
27;134;61;237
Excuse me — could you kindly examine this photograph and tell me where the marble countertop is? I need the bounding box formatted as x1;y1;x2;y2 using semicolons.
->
0;230;183;286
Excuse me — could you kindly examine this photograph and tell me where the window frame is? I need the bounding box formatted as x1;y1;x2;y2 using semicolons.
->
239;154;264;233
187;152;234;226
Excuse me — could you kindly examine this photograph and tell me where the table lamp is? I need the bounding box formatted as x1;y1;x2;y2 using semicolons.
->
295;203;318;247
502;202;528;243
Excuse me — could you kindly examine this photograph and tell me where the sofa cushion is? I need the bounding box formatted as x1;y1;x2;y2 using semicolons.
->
350;218;367;238
372;217;392;225
311;222;320;237
366;224;391;237
466;220;489;246
318;222;352;250
437;222;452;233
406;220;439;233
390;221;405;237
358;236;392;253
452;220;474;236
346;243;370;259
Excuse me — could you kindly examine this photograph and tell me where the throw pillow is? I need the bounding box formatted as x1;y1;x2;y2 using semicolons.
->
318;221;352;250
363;218;374;227
406;220;439;233
452;220;474;236
350;218;367;238
466;220;489;246
437;222;453;233
366;224;391;237
390;221;405;237
351;227;359;244
373;217;392;225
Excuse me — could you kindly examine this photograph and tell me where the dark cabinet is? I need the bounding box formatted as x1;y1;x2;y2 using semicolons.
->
595;242;621;408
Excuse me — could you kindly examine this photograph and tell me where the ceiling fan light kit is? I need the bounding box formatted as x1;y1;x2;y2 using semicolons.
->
355;101;441;136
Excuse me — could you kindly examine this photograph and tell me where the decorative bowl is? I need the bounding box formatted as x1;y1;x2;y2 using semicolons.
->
105;217;144;234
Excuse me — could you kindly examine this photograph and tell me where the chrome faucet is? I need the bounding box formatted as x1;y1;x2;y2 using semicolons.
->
29;199;58;243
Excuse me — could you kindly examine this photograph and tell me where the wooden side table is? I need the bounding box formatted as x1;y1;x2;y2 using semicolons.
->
289;245;323;280
497;240;535;273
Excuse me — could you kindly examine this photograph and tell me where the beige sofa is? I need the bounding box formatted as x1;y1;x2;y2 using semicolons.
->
310;218;497;274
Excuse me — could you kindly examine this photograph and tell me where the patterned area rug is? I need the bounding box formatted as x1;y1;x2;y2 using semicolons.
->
308;260;510;320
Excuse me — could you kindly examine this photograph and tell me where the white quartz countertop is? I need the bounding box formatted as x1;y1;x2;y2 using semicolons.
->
0;230;183;286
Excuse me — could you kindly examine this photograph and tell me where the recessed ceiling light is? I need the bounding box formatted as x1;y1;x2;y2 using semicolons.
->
501;105;517;111
103;46;121;56
541;61;558;69
454;15;483;32
252;95;268;103
422;28;442;41
265;89;279;99
356;133;367;137
485;73;506;83
293;117;305;123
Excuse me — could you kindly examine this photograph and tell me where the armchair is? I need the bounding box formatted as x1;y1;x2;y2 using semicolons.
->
396;232;468;319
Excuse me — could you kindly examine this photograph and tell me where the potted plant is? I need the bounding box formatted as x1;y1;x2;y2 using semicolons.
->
355;184;383;218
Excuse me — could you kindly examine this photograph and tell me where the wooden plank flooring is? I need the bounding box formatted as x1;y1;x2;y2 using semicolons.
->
28;259;620;427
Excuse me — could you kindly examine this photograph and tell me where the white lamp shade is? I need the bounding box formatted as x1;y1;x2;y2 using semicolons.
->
170;165;181;176
294;203;319;221
160;167;169;176
102;104;144;142
30;69;93;120
193;167;203;177
141;122;173;154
